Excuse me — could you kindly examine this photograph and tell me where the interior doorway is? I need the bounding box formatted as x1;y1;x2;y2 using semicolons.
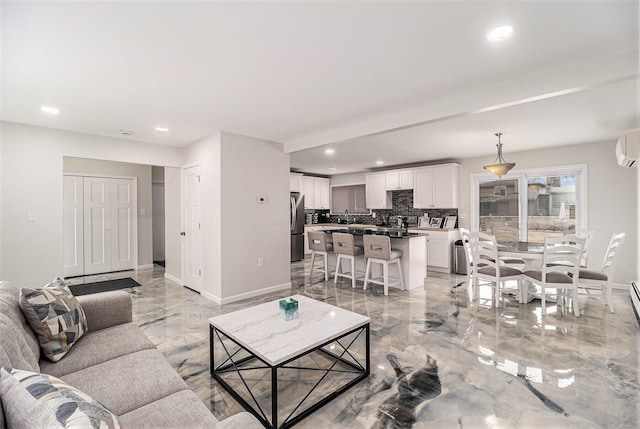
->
152;166;166;267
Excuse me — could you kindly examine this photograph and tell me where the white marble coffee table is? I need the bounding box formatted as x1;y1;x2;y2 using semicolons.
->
209;294;370;429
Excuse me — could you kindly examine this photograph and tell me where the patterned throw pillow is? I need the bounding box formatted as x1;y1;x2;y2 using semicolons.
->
0;367;119;428
19;278;87;362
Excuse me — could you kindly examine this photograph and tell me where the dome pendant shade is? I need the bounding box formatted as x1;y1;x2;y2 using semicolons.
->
484;133;515;177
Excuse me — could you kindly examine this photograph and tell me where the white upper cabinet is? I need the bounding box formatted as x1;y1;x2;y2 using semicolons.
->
314;178;330;209
366;173;392;209
303;176;315;209
301;176;330;209
290;173;303;192
413;163;459;208
385;169;414;190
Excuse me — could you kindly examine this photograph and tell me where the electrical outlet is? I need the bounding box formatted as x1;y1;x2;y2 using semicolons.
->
258;258;264;267
372;212;377;218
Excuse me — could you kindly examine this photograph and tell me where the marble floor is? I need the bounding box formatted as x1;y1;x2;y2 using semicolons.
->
69;260;640;428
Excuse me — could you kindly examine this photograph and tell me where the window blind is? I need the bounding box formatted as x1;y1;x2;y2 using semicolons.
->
331;185;369;214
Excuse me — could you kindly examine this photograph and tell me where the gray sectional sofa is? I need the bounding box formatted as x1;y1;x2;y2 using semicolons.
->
0;281;262;428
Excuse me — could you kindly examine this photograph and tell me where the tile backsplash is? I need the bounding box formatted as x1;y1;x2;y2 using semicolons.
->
306;189;458;226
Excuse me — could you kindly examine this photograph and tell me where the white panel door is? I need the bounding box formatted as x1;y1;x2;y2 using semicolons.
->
182;166;202;292
83;177;112;275
63;176;84;277
110;179;135;272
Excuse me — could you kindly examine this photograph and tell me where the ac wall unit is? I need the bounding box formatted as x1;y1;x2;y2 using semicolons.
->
615;130;640;168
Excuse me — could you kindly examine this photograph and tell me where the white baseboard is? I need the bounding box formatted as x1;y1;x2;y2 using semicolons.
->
612;282;631;291
137;264;154;271
202;282;293;305
202;290;221;305
164;273;182;285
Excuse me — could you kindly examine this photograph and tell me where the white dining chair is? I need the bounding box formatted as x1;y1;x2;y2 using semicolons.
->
469;231;523;307
577;232;625;313
491;225;526;270
523;235;585;317
459;228;476;301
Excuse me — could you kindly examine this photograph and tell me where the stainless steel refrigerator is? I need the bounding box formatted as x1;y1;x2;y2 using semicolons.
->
290;192;305;262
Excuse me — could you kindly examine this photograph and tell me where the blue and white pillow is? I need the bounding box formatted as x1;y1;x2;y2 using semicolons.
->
0;367;119;428
19;278;87;362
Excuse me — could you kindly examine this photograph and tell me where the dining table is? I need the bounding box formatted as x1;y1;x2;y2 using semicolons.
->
497;241;545;303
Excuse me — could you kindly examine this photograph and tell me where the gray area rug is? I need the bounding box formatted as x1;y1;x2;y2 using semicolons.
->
69;277;140;296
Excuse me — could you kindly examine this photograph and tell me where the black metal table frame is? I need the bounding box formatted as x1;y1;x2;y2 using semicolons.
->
210;323;370;429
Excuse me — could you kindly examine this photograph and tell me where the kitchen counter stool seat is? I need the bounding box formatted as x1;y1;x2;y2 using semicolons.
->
333;232;363;288
362;235;404;296
308;231;334;281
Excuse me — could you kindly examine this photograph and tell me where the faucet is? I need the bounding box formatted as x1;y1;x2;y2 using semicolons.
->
344;210;350;225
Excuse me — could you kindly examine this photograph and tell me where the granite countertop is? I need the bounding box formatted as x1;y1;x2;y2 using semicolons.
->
323;228;427;239
408;227;458;232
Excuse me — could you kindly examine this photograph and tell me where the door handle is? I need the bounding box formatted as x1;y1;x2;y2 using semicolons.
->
180;231;186;236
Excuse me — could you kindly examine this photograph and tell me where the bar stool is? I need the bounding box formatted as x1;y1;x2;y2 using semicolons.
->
308;231;333;281
333;232;363;289
362;235;404;296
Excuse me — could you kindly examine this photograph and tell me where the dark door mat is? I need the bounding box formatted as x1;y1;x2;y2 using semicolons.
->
69;277;141;296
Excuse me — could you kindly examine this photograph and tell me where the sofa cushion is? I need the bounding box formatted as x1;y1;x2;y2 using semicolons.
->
0;314;41;373
0;281;40;371
19;278;88;362
60;349;188;416
40;323;156;378
0;367;119;429
118;390;218;428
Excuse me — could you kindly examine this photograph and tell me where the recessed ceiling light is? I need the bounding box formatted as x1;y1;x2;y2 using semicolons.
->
120;130;134;136
155;126;169;134
41;105;59;115
329;166;336;171
376;160;384;165
487;25;513;41
325;148;335;155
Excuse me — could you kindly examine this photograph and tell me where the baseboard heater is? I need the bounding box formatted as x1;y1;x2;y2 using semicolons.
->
631;282;640;324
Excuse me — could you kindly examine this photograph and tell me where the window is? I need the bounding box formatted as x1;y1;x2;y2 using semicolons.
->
472;165;587;243
331;184;369;215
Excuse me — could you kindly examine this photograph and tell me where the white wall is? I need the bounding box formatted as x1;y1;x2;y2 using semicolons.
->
182;131;290;303
63;157;154;268
220;132;291;302
183;132;223;300
458;140;637;284
330;172;366;186
0;122;183;286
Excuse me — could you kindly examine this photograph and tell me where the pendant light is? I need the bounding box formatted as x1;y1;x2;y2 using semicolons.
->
484;132;515;177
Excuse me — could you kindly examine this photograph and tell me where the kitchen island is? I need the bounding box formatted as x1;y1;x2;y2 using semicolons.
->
323;228;427;291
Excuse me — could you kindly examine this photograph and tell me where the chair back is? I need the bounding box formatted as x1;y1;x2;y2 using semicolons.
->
542;235;585;282
459;228;474;268
308;231;330;252
468;231;498;272
574;228;594;267
492;225;519;244
601;232;625;276
332;232;358;256
363;235;391;260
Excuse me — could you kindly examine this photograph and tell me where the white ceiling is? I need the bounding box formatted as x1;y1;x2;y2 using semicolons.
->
2;1;639;175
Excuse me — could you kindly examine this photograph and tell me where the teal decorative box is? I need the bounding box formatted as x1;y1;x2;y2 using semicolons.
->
279;298;299;321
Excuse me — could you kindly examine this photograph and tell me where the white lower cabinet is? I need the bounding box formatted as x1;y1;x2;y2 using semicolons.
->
408;229;459;273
